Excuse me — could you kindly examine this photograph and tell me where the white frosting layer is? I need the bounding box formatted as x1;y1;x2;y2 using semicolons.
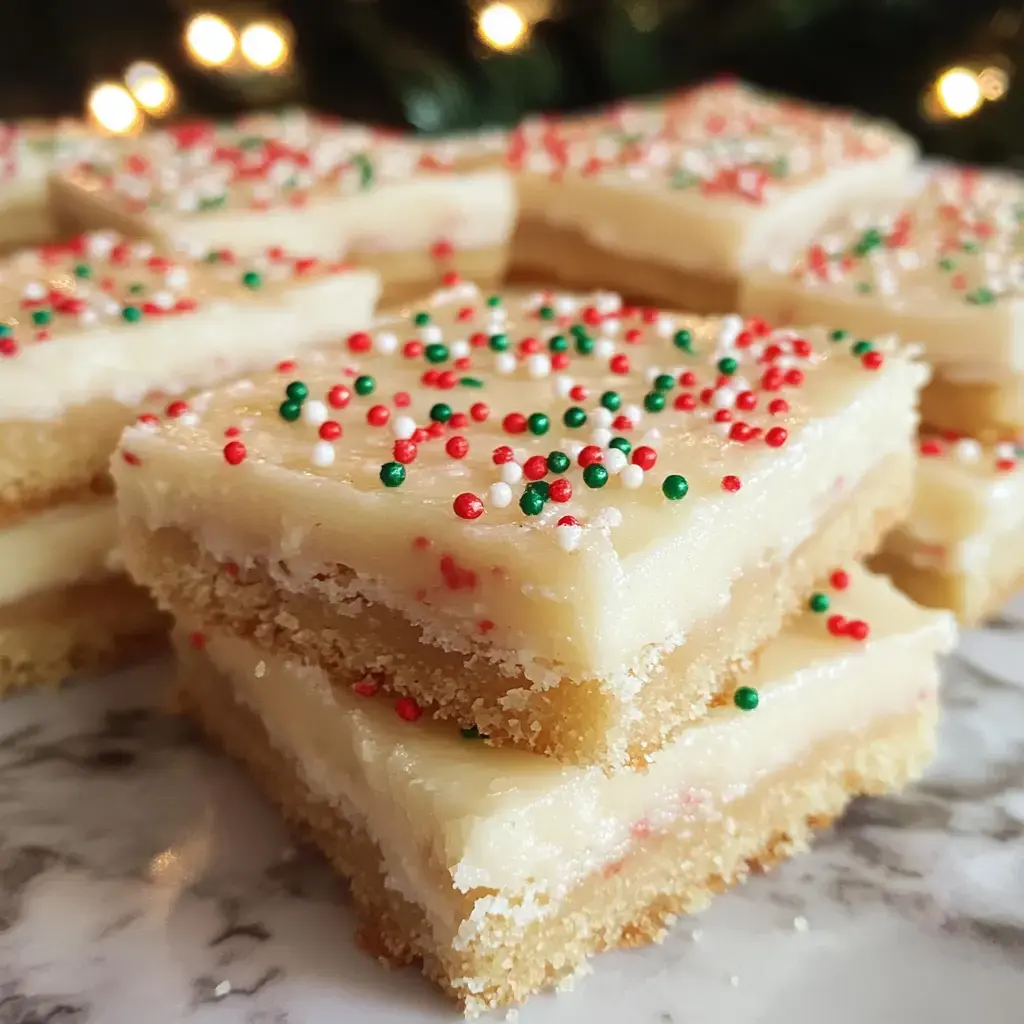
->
0;500;118;604
187;568;953;940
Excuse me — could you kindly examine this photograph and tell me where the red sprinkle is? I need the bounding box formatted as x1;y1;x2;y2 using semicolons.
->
453;492;485;520
353;678;379;698
830;569;850;590
395;696;422;722
827;614;847;637
223;441;246;465
327;385;351;409
319;421;342;441
445;436;470;459
846;619;870;641
631;446;657;470
492;445;515;464
366;405;390;427
765;426;788;448
549;478;572;502
721;475;742;492
523;455;548;480
578;445;603;467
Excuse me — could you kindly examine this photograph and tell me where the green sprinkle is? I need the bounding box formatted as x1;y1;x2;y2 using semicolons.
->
0;324;11;337
460;725;483;740
609;437;632;456
279;400;302;422
379;462;406;488
429;402;452;424
488;333;508;351
661;474;689;501
654;373;675;392
519;489;545;515
808;593;830;613
354;375;375;396
121;306;142;323
538;305;555;320
961;241;980;254
643;391;666;413
241;271;262;290
851;340;873;356
829;329;849;342
717;357;738;376
413;311;431;326
199;194;226;211
574;333;594;355
486;295;502;307
285;381;308;402
583;463;608;489
548;334;569;353
424;343;449;364
73;263;91;279
460;376;485;388
547;451;571;474
128;282;145;295
966;287;995;305
31;309;52;326
526;480;550;501
600;390;622;411
938;257;956;272
563;406;587;428
734;686;759;711
853;227;883;256
527;412;550;436
353;153;374;189
855;282;873;294
673;329;693;352
204;251;221;264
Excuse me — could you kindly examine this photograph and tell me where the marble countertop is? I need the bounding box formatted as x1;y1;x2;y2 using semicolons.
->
1;602;1023;1024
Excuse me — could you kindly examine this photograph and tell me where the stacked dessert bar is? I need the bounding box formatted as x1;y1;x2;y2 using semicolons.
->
741;165;1024;621
0;230;378;693
114;282;954;1011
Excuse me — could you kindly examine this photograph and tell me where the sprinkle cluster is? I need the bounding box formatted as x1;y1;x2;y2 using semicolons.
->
784;168;1024;305
918;432;1023;473
507;80;906;204
0;231;349;360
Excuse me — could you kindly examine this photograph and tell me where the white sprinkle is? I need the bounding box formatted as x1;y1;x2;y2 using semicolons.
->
592;407;613;428
591;427;612;448
526;354;551;378
605;448;628;474
489;482;513;508
620;464;644;489
994;440;1016;460
594;339;615;359
449;338;471;359
690;928;703;943
78;309;99;326
22;281;45;301
555;295;578;315
164;267;189;289
374;330;399;355
712;387;736;409
500;462;523;485
302;399;328;426
311;441;335;467
553;375;574;399
729;975;740;989
392;415;417;440
793;915;810;932
495;352;516;375
178;412;199;428
623;404;643;424
421;324;443;343
953;438;982;463
644;366;662;384
213;980;232;999
717;314;744;349
656;315;675;337
556;524;583;551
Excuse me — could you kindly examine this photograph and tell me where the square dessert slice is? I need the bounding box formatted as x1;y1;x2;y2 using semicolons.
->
49;122;516;305
0;231;379;693
173;567;954;1015
870;434;1024;624
507;80;916;313
115;283;927;766
741;166;1024;438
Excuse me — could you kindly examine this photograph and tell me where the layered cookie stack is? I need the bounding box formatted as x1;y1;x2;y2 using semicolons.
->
741;166;1024;621
113;282;954;1012
505;79;917;313
0;230;378;693
49;118;516;306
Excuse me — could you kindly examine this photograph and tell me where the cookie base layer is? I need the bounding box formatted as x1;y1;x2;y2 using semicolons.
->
177;641;936;1016
870;534;1024;626
919;373;1024;441
510;218;738;313
122;450;911;768
0;575;168;695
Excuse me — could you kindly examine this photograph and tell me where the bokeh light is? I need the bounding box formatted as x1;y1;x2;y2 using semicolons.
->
185;13;237;68
87;83;141;135
124;61;176;115
477;3;527;51
934;67;983;119
977;65;1009;102
240;22;290;70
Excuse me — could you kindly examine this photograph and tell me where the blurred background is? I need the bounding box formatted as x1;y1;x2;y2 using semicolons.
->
5;1;1023;163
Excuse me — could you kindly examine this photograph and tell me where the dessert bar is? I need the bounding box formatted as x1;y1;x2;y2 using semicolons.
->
871;434;1024;624
173;567;954;1014
50;122;516;305
508;80;917;312
114;283;927;766
0;231;379;692
741;166;1024;437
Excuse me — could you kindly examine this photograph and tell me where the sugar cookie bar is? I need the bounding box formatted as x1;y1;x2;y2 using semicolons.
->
870;434;1024;624
508;80;916;312
50;123;516;305
741;166;1024;437
0;232;379;693
115;283;926;766
173;567;953;1015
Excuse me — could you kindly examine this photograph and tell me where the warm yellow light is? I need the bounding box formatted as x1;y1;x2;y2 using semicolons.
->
240;22;289;70
87;83;140;135
477;3;526;51
935;67;983;118
978;66;1009;102
185;13;237;68
124;61;176;115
